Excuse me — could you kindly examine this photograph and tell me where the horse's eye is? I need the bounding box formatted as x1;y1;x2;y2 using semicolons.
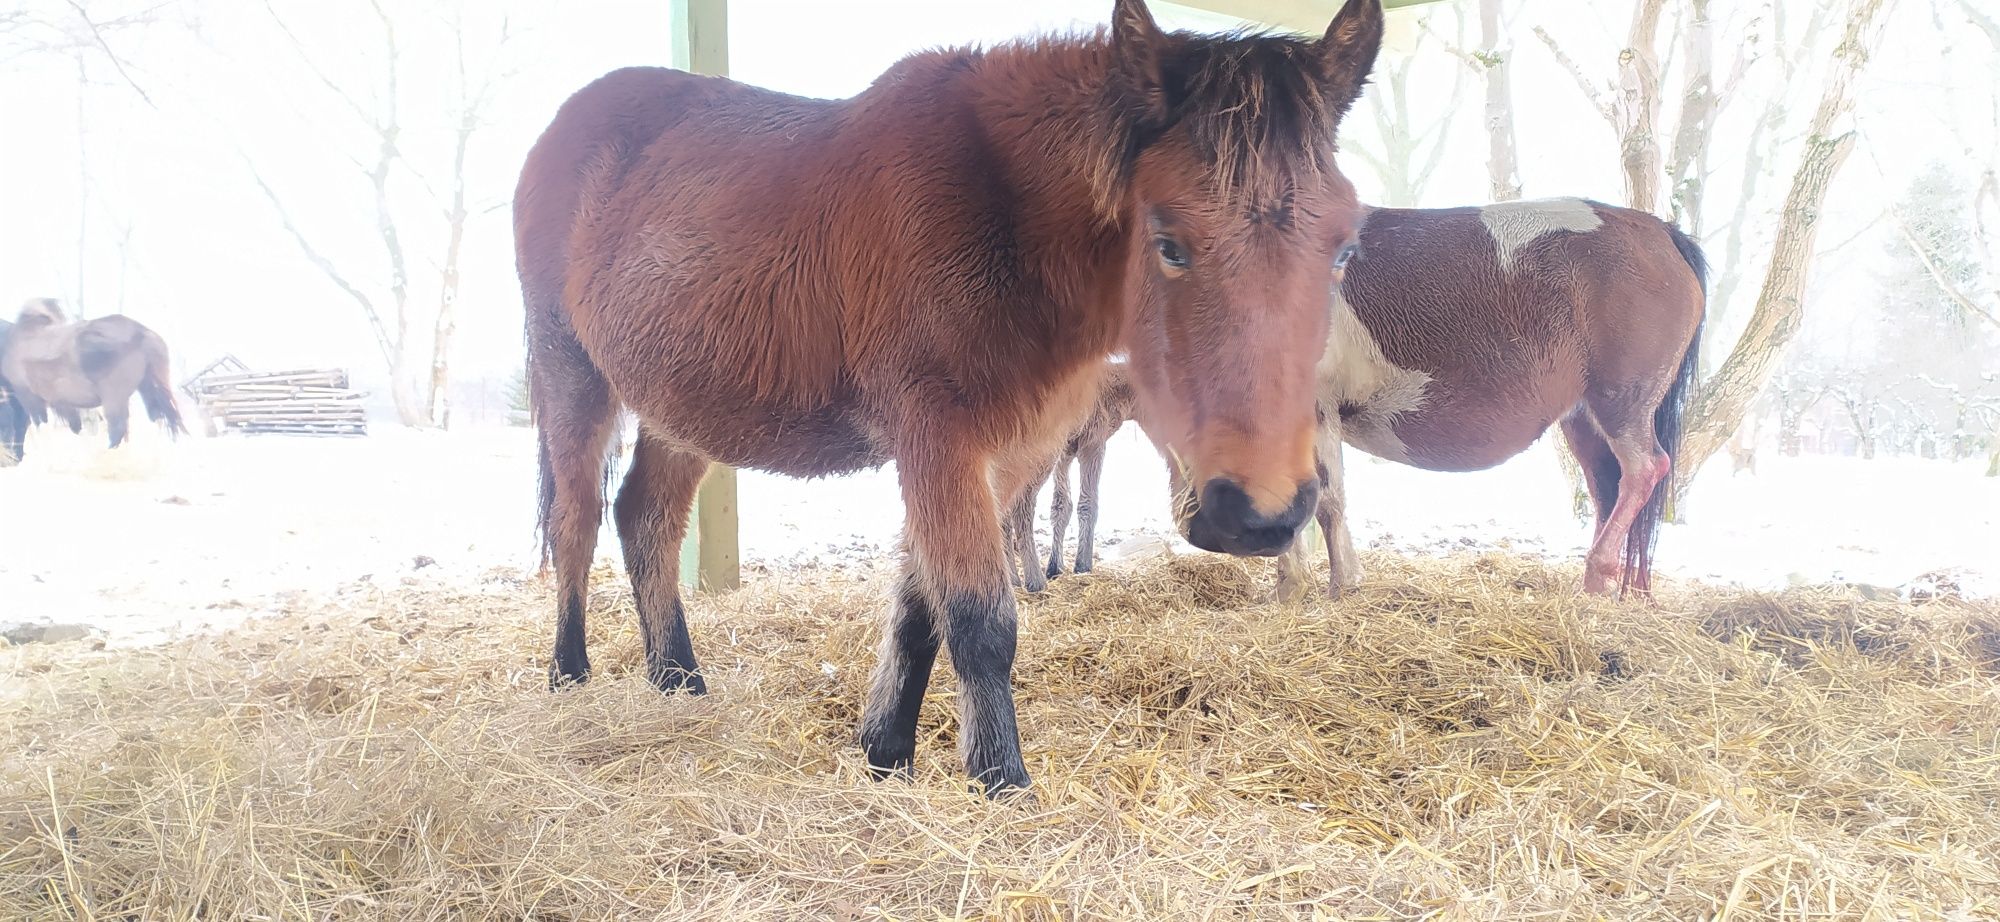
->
1155;236;1190;274
1334;242;1361;270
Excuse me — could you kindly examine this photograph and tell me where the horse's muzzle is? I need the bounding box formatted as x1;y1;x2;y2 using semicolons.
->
1184;477;1318;557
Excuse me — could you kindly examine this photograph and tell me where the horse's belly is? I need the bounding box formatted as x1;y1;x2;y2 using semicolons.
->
1361;399;1565;473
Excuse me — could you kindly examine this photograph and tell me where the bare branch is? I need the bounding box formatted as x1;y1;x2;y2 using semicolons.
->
1533;25;1614;123
63;0;156;106
235;149;395;367
1887;204;2000;331
262;2;379;129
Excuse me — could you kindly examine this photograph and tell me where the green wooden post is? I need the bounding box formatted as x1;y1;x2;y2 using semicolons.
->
670;0;741;592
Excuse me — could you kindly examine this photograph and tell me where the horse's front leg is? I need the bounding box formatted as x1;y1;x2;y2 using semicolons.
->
1317;421;1362;597
861;440;1031;797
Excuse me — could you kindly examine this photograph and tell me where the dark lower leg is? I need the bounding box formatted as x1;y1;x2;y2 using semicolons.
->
942;589;1027;794
546;423;611;688
860;569;941;777
105;406;130;448
615;437;709;693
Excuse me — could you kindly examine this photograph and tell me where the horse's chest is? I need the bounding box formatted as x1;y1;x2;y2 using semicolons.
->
1318;295;1432;463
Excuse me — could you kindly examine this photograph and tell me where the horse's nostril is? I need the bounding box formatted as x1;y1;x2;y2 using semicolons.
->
1184;478;1317;557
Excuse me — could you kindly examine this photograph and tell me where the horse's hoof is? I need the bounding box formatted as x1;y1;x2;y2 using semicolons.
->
1045;563;1063;580
972;763;1033;801
548;662;591;691
647;663;708;695
1075;561;1093;575
1023;574;1048;594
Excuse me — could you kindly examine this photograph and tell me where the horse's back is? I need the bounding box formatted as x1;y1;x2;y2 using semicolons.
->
515;67;884;476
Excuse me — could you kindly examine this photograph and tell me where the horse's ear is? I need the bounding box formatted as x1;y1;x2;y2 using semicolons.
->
1316;0;1385;121
1108;0;1170;127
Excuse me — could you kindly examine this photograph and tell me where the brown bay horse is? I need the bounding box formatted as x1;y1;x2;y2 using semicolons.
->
1005;362;1135;591
1150;199;1706;599
515;0;1386;794
0;299;187;451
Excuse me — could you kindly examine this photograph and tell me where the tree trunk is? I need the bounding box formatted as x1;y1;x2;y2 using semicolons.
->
1615;0;1669;215
75;54;89;318
1667;0;1717;235
1478;0;1521;203
1673;0;1892;501
1986;449;1999;477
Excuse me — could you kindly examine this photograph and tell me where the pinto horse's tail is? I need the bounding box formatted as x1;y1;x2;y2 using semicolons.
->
136;330;187;439
1623;224;1708;595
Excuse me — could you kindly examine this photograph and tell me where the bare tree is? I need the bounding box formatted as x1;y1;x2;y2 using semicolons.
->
1536;0;1671;215
243;0;517;428
1676;0;1900;491
1348;7;1467;206
4;1;178;317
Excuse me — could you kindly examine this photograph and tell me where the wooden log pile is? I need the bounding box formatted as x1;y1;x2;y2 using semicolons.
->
184;358;369;436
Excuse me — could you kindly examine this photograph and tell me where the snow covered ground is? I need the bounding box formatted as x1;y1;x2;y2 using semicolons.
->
2;420;1994;646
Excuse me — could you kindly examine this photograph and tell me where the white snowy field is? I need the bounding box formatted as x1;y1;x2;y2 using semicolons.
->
1;420;1994;645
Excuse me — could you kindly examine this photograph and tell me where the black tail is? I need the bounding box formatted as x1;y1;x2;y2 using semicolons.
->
138;334;188;438
1622;224;1708;595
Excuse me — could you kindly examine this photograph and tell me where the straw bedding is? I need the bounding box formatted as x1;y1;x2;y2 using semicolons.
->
3;552;1997;920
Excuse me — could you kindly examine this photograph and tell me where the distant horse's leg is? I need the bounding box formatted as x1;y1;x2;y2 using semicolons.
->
614;432;711;693
1073;438;1107;574
1317;422;1361;597
536;359;618;689
863;442;1030;795
1272;533;1312;603
1044;454;1073;579
1576;406;1669;596
103;403;131;449
57;407;84;435
1008;475;1047;593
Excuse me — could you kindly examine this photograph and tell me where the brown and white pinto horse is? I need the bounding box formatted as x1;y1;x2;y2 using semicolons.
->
514;0;1385;794
0;299;186;452
1154;199;1706;600
1295;199;1704;597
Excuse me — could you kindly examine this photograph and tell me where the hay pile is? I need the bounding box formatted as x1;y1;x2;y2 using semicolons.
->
4;553;1998;920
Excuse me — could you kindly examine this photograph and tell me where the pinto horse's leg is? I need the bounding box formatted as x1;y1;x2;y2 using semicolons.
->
1316;422;1361;597
614;432;711;693
863;443;1031;796
1559;415;1619;544
1574;408;1669;596
1044;453;1073;580
1072;438;1107;574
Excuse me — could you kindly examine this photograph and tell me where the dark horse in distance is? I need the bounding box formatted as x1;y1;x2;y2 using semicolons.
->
0;319;28;464
514;0;1386;793
0;298;186;455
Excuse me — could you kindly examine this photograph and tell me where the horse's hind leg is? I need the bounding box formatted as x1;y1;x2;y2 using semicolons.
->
1573;406;1668;595
614;432;711;693
1559;415;1619;544
104;403;131;448
537;357;618;688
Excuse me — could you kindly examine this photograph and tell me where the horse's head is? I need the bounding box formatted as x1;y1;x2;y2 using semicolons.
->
1103;0;1380;557
15;298;65;329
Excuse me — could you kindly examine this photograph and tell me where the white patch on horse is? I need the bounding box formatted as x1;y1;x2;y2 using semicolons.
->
1479;197;1603;272
1317;289;1432;463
